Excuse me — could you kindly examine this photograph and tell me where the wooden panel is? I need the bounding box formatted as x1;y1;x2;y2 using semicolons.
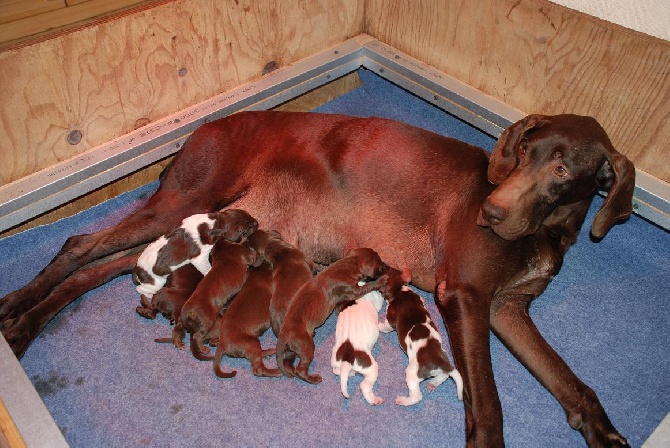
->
366;0;670;183
0;0;163;46
0;0;364;186
0;0;65;25
0;0;364;234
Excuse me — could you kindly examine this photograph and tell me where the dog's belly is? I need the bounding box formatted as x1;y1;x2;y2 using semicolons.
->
231;175;435;290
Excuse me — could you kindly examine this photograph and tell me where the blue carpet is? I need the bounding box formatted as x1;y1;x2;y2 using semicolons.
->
0;69;668;447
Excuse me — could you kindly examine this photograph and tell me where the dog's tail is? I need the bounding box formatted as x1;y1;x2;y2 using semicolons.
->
339;361;352;398
212;345;237;378
449;368;464;401
275;337;295;378
189;333;214;361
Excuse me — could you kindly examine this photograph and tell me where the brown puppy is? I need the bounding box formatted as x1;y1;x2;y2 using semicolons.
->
171;239;258;359
204;262;280;378
135;264;203;324
276;247;388;384
246;230;316;337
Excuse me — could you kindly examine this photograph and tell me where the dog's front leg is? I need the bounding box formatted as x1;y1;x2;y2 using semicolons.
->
435;280;504;447
491;294;629;447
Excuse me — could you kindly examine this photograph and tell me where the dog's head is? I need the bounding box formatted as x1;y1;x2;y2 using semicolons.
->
345;247;387;280
380;266;411;299
478;114;635;240
244;229;281;262
209;209;259;244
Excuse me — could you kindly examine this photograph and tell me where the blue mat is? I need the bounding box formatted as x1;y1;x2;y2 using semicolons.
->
1;69;668;447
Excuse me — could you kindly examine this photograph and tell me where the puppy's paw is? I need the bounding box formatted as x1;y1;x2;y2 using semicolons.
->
368;397;384;406
261;347;276;358
395;396;420;406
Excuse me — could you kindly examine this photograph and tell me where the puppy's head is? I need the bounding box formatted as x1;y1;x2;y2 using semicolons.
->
345;247;386;280
209;209;259;243
244;229;281;262
381;266;410;299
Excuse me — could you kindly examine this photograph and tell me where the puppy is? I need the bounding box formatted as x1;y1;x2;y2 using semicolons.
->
276;247;388;384
203;262;281;378
331;286;385;405
379;267;463;406
135;264;203;324
245;230;315;337
132;209;258;298
170;239;258;359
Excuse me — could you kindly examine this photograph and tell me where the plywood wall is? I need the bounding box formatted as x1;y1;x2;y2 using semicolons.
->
0;0;364;234
0;0;364;186
366;0;669;183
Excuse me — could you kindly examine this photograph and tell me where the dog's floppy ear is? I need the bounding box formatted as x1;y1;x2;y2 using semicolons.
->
591;148;635;239
488;114;549;184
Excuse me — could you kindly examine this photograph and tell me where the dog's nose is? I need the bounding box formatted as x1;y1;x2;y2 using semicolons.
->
479;199;508;226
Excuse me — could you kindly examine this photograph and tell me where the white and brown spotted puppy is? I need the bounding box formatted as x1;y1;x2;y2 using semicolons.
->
331;286;385;405
379;267;463;406
132;209;258;298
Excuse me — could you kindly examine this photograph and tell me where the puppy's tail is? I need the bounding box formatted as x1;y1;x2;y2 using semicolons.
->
450;368;464;401
190;334;214;361
213;345;237;378
339;361;352;399
275;338;294;378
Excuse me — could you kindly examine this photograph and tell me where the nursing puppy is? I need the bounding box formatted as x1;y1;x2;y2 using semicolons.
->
135;264;203;324
379;267;463;406
132;209;258;298
245;230;315;337
203;262;280;378
170;239;258;358
331;287;385;405
276;247;388;384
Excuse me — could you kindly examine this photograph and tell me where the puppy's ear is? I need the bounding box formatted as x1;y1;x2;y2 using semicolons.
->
488;114;549;184
591;148;635;239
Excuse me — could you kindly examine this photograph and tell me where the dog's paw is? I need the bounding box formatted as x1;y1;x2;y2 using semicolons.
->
261;347;276;358
395;395;420;406
578;415;629;447
297;371;322;384
0;315;36;358
366;396;384;406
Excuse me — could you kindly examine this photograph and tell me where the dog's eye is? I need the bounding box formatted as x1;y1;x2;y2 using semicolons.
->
555;166;568;177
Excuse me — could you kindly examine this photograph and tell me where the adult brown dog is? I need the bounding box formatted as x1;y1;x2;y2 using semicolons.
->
0;111;634;447
171;239;258;358
135;264;203;324
275;247;388;384
245;229;316;336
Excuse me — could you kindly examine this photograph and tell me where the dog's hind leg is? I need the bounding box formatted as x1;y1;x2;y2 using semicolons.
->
396;357;422;406
359;358;383;406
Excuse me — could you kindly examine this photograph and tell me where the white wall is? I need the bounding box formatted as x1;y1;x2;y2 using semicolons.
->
551;0;669;41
